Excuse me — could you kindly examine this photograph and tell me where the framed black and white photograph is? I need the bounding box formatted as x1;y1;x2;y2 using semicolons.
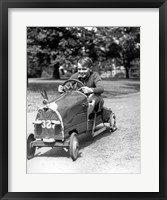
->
0;0;167;199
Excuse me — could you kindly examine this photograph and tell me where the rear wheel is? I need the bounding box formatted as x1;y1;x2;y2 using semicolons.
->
27;134;36;160
109;113;117;132
69;132;79;161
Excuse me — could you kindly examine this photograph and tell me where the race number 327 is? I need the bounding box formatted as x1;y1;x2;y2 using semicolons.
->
41;120;55;129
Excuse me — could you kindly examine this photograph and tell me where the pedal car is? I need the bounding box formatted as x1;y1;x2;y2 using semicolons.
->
27;79;117;161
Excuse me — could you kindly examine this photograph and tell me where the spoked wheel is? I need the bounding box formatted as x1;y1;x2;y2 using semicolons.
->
109;113;117;132
69;132;79;161
27;134;36;160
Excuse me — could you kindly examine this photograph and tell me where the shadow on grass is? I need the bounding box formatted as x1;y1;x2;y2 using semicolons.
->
103;82;140;98
28;82;60;92
79;126;112;150
28;79;140;99
122;82;140;91
35;147;70;159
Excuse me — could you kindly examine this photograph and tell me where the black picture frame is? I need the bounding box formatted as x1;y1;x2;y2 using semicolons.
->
0;0;166;199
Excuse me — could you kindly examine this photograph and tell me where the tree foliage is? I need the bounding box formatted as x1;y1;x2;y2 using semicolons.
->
27;27;140;79
95;27;140;78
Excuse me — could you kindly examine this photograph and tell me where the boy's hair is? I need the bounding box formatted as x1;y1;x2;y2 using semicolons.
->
78;57;93;68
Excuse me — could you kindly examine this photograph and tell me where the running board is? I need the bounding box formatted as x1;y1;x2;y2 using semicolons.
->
92;126;107;137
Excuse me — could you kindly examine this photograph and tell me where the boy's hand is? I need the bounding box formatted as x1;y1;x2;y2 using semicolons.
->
81;86;93;94
58;85;64;93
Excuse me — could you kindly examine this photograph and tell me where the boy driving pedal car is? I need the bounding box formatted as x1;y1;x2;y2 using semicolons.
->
58;57;104;116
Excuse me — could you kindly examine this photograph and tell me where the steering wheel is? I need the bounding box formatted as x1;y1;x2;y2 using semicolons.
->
62;79;84;92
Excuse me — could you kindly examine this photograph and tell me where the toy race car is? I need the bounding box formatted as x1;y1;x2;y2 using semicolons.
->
27;79;117;161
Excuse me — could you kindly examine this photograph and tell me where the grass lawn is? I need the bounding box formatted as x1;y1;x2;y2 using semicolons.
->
27;78;140;113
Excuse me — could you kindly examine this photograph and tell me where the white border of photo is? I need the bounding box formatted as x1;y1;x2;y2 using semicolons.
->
8;8;159;192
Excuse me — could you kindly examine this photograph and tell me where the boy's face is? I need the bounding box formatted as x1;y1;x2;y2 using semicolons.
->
77;63;91;79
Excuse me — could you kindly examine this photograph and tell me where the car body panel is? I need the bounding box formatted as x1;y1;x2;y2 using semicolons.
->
55;91;87;129
34;90;87;140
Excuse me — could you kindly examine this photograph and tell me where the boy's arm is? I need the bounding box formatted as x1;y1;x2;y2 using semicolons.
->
92;72;104;95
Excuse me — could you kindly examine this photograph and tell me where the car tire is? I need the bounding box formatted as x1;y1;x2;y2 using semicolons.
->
27;133;36;160
69;132;79;161
109;113;117;132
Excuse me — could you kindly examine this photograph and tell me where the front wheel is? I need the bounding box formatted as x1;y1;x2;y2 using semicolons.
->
69;132;79;161
109;113;117;132
27;133;36;160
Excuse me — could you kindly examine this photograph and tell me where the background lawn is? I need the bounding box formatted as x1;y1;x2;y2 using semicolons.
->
27;78;140;113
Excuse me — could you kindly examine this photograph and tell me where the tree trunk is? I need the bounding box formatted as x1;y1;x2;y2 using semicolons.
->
125;60;131;79
37;69;43;78
125;67;130;79
53;63;60;79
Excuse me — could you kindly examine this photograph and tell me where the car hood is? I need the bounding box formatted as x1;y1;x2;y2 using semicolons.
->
55;91;87;125
38;91;87;127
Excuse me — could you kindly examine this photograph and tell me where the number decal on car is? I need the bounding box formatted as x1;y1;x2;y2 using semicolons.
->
41;120;56;129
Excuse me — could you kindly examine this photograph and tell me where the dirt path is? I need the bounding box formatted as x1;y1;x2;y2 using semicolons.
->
27;92;140;174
